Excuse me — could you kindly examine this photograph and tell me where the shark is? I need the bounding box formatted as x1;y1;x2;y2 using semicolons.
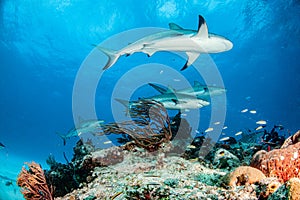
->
56;120;104;145
0;142;5;149
148;81;226;101
95;15;233;71
115;91;210;111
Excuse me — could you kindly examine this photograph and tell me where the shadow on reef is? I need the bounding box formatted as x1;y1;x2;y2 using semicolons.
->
16;99;299;199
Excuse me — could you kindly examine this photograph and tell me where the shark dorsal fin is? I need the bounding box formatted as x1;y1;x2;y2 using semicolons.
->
169;23;184;30
166;86;176;93
148;83;167;94
194;81;202;87
115;98;130;107
194;15;208;38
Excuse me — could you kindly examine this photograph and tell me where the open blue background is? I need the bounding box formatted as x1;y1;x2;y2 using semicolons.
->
0;1;299;199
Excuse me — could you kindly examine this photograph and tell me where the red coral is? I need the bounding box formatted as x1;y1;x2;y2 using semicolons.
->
250;130;300;183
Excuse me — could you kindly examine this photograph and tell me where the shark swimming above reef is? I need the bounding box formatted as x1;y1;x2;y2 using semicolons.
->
148;81;226;101
95;15;233;71
116;91;210;111
56;120;104;145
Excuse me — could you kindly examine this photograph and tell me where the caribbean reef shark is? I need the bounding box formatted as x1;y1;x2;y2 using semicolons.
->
95;15;233;71
56;120;104;145
115;91;210;111
148;81;226;101
0;142;5;149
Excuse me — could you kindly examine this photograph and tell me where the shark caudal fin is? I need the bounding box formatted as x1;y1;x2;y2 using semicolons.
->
93;45;120;70
56;132;67;146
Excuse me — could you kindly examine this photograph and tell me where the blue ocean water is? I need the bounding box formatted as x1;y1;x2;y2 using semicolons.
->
0;0;299;199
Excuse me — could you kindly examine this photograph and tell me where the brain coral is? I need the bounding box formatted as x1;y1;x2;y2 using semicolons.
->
250;130;300;183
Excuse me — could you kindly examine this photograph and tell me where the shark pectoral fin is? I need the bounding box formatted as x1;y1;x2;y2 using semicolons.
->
142;44;157;57
169;23;184;30
171;99;179;105
181;52;201;71
145;50;156;57
172;99;187;105
194;15;208;38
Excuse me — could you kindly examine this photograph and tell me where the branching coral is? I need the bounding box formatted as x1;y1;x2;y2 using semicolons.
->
17;161;53;200
250;130;300;183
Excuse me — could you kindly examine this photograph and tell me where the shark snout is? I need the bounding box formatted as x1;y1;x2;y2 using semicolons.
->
224;39;233;51
225;40;233;50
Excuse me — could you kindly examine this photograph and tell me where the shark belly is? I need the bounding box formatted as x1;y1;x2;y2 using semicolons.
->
142;36;201;53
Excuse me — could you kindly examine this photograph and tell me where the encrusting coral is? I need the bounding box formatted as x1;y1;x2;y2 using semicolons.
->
17;161;53;200
250;130;300;183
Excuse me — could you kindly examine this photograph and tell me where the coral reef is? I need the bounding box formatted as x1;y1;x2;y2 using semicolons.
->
268;177;300;200
81;146;124;170
287;177;300;200
98;100;173;152
17;162;53;200
258;177;282;199
281;130;300;148
19;98;300;199
213;148;240;169
250;130;300;182
45;140;93;197
223;166;266;187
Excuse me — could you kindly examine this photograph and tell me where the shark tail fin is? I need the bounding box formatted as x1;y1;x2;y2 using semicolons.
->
56;132;67;146
148;83;167;94
93;45;120;70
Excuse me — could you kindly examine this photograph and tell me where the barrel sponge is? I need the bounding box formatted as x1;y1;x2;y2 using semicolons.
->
250;131;300;183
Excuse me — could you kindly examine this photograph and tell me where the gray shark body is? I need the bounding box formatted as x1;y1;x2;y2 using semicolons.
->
148;81;226;100
96;15;233;71
116;91;210;111
57;120;104;145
